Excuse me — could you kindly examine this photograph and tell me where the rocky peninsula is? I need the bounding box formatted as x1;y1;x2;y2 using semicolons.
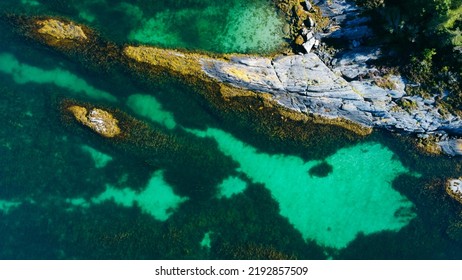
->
8;1;462;156
126;0;462;155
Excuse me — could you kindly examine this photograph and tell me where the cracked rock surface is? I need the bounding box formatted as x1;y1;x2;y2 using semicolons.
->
201;52;462;137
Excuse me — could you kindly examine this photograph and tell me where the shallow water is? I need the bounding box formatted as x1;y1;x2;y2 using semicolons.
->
1;0;462;259
2;0;287;54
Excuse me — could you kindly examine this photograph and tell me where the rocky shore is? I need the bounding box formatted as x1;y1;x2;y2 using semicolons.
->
9;2;462;156
201;47;461;137
199;0;462;155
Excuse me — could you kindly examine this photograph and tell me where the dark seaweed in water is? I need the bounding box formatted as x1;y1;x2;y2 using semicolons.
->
308;161;334;178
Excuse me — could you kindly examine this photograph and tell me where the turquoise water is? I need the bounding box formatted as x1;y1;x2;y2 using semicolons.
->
1;1;462;259
192;128;418;249
2;0;287;54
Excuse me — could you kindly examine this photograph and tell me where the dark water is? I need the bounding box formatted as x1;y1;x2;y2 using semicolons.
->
0;0;462;259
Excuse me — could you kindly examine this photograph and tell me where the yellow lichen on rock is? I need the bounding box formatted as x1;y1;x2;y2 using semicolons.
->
68;105;121;138
123;46;205;77
36;19;88;41
222;65;263;83
413;134;443;155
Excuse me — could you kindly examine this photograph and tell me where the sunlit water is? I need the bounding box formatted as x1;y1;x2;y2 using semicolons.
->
0;0;462;259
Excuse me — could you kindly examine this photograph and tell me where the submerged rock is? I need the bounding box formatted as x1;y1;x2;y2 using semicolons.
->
36;19;88;41
68;105;121;138
446;178;462;204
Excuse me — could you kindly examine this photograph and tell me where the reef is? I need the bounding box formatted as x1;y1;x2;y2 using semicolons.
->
68;105;121;138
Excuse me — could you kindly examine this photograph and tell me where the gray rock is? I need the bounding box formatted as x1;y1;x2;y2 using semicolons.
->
350;81;391;102
330;25;373;40
304;0;313;11
199;40;462;152
439;140;462;156
307;16;316;28
302;36;316;53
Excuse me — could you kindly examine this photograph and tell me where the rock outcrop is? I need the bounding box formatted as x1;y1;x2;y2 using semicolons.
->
123;45;371;135
200;52;462;137
68;106;121;138
124;43;462;144
36;19;88;41
438;139;462;156
446;178;462;204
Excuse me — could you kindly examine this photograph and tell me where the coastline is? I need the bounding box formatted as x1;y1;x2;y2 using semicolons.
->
6;1;462;156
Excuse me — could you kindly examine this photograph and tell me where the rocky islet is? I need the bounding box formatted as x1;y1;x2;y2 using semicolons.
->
67;105;121;138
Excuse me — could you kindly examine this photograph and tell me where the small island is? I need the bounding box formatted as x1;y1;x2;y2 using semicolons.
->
68;105;121;138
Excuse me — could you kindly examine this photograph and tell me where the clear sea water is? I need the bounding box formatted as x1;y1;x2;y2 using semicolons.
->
0;0;462;259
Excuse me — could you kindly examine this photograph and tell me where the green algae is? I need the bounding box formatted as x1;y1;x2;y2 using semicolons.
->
217;176;247;199
0;52;117;102
81;145;113;168
192;128;418;249
126;94;176;129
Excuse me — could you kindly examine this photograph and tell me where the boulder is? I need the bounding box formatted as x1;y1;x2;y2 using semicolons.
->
304;0;313;12
68;106;121;138
446;178;462;204
36;19;88;41
302;32;316;53
438;139;462;156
